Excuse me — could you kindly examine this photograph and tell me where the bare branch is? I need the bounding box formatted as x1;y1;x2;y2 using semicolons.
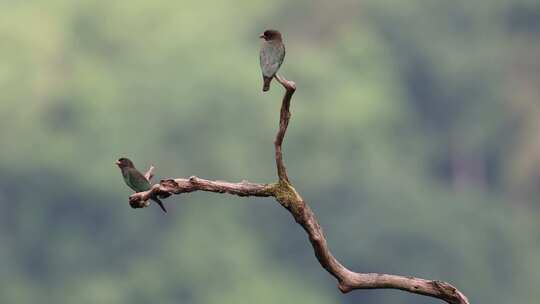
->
121;73;469;304
273;74;296;182
144;165;155;181
129;177;275;208
283;194;469;304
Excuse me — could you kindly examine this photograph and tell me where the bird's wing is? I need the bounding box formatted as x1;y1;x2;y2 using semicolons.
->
260;43;285;77
126;168;151;192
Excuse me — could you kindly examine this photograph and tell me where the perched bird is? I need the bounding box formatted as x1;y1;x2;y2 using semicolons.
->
259;29;286;92
116;157;167;213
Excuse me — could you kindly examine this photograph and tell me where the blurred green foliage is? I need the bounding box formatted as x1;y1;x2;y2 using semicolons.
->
1;1;539;303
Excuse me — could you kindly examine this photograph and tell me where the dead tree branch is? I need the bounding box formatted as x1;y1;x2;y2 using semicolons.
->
126;74;469;304
144;165;155;181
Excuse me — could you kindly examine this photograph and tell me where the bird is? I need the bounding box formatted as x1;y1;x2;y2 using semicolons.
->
115;157;167;213
259;29;286;92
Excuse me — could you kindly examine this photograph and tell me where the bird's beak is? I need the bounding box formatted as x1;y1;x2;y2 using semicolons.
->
259;33;265;39
115;160;121;167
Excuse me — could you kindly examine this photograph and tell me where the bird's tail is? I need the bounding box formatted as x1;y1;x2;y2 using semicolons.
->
262;76;272;92
151;197;167;213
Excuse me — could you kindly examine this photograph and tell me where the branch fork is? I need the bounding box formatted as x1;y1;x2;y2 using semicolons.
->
124;74;469;304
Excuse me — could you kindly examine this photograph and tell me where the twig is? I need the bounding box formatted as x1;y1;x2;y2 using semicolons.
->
144;165;155;181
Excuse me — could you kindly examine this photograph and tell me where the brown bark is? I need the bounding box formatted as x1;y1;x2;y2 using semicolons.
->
126;75;469;304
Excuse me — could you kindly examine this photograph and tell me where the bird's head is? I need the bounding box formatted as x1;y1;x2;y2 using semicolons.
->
116;157;135;169
259;29;282;42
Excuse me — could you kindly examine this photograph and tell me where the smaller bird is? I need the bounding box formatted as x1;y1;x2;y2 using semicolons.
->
116;157;167;213
259;29;286;92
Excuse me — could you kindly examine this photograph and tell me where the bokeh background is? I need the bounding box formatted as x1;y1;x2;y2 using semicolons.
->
1;1;539;303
